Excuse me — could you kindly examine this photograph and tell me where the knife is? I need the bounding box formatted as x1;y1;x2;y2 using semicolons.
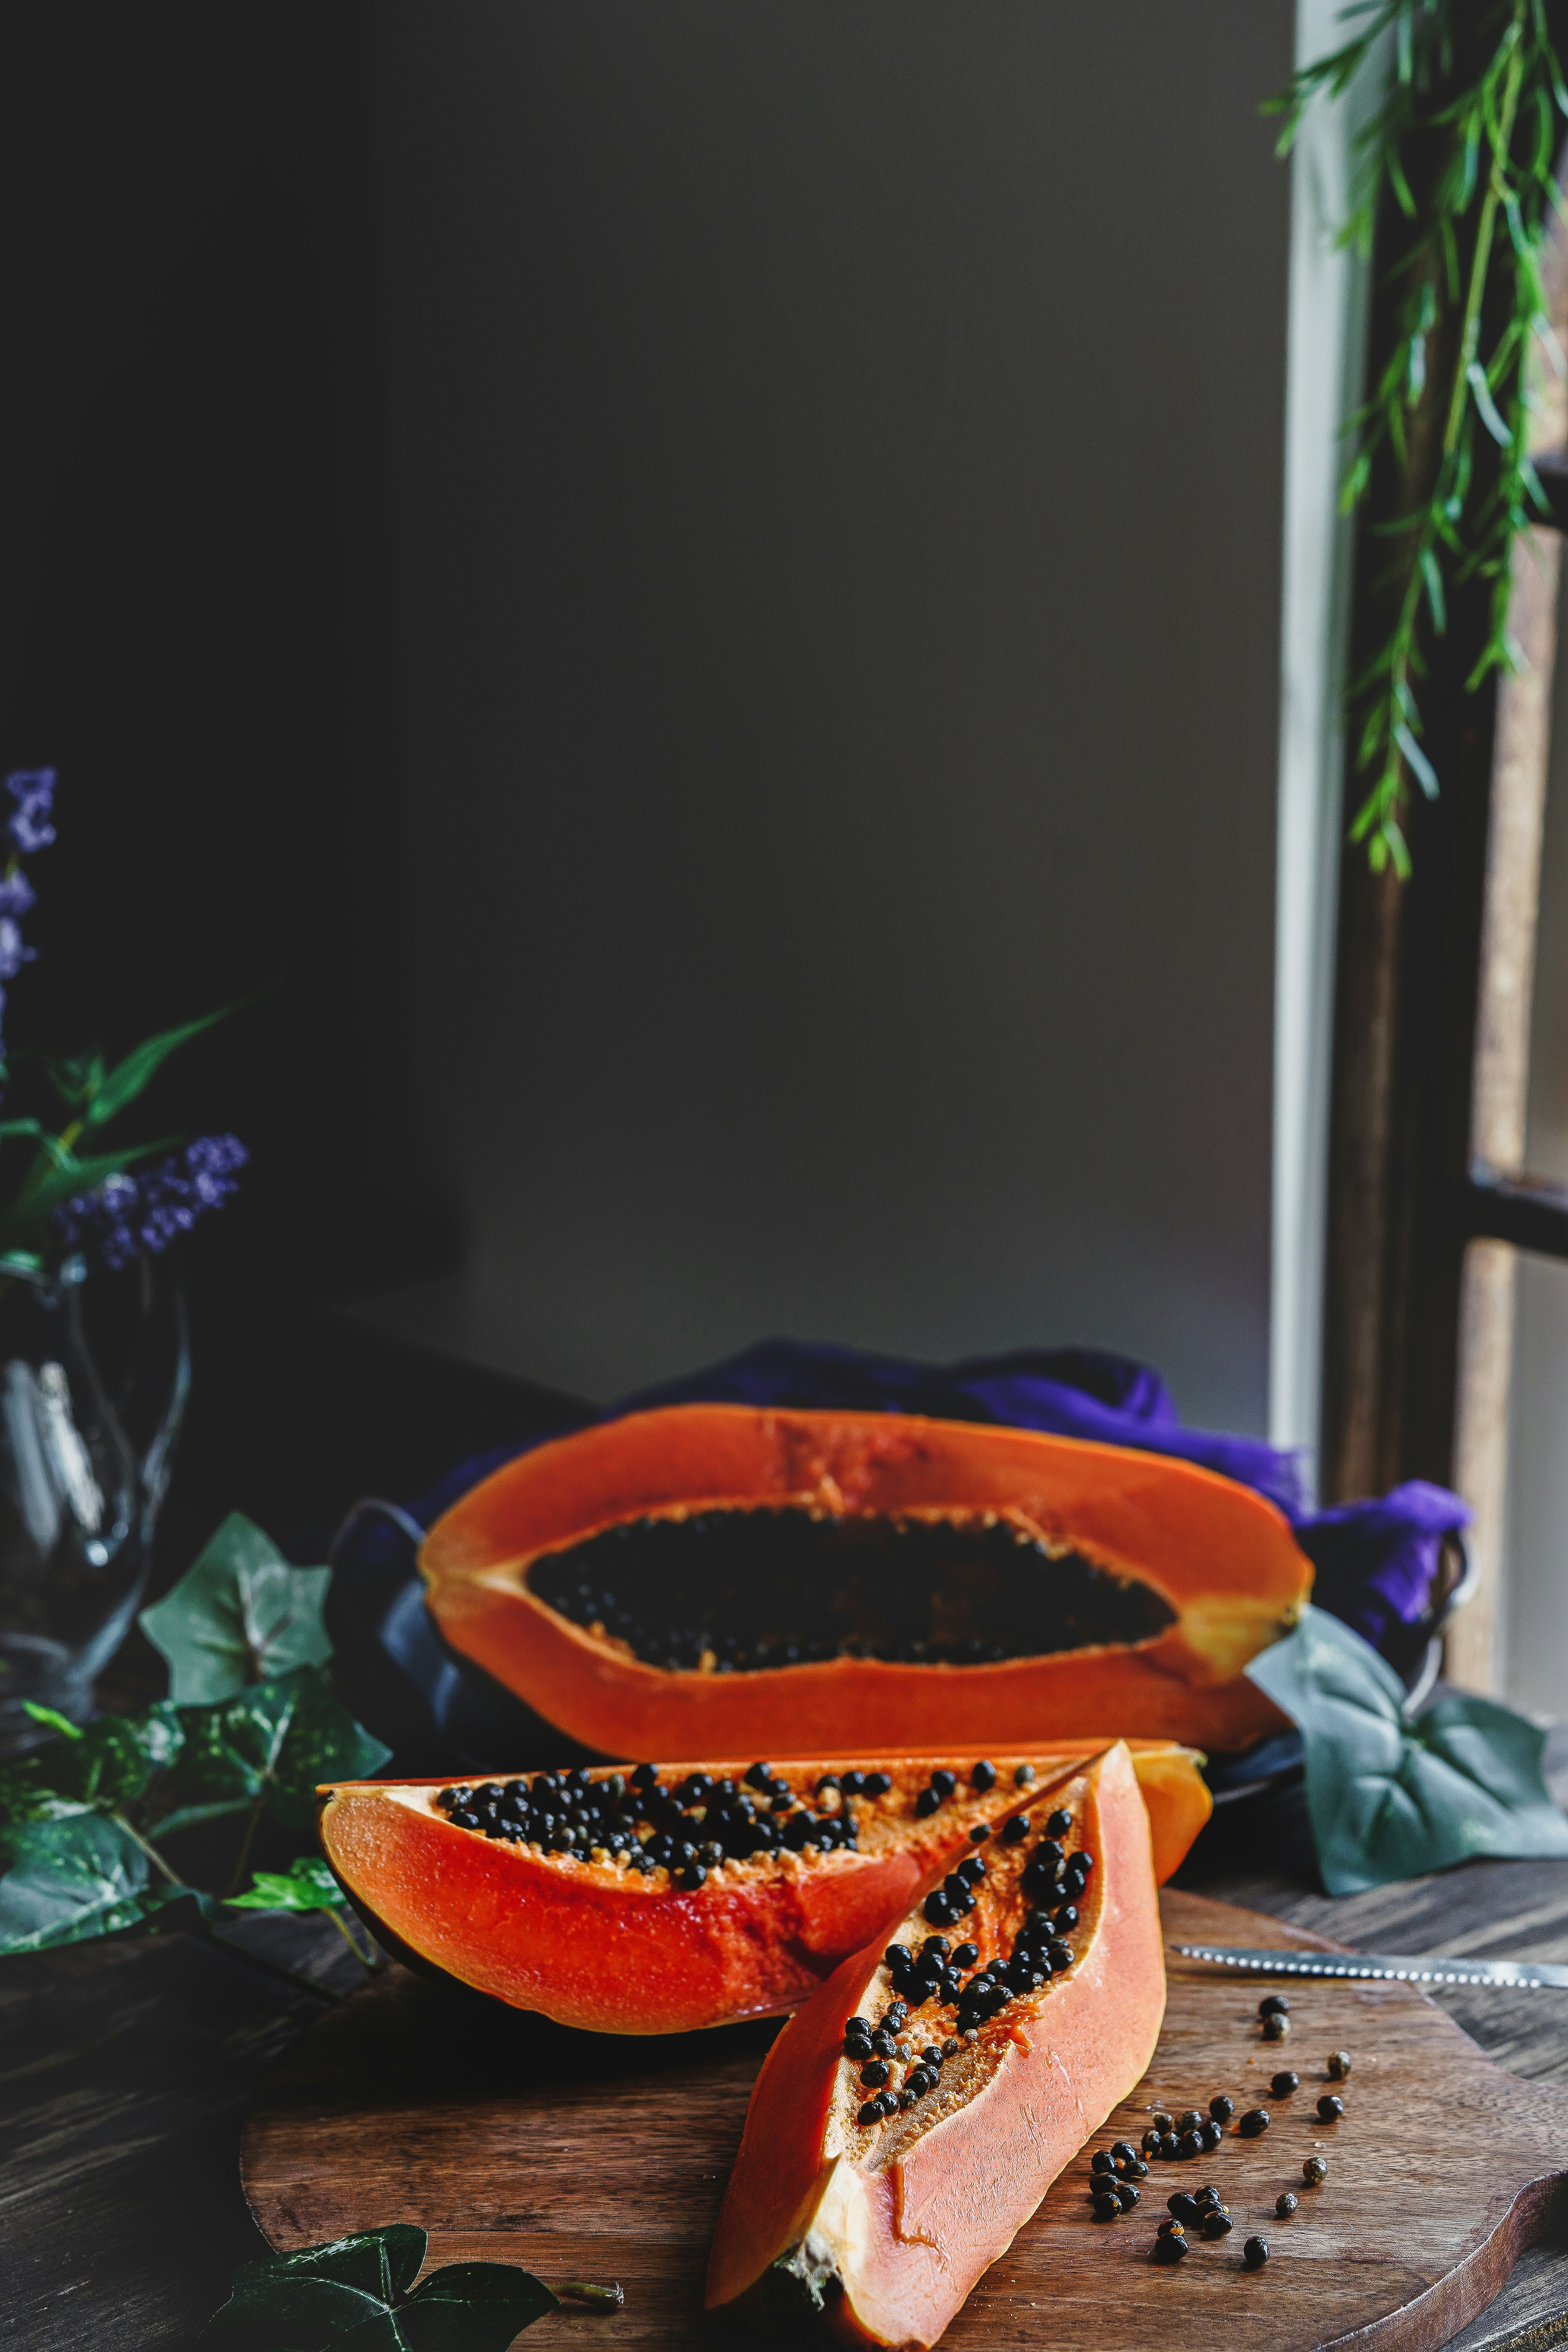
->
1172;1942;1568;1990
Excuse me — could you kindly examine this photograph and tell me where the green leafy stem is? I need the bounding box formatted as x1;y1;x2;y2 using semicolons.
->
1268;0;1568;875
0;1514;392;1978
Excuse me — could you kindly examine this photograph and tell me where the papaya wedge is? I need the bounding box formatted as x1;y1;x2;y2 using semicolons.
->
317;1743;1201;2035
419;1404;1310;1755
706;1740;1165;2347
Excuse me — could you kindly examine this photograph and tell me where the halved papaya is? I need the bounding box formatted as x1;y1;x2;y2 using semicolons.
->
419;1403;1310;1755
706;1741;1164;2347
317;1744;1198;2035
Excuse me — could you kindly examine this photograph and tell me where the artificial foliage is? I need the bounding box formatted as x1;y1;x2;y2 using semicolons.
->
1270;0;1568;874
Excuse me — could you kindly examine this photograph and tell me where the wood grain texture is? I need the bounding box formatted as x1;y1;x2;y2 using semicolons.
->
242;1888;1568;2350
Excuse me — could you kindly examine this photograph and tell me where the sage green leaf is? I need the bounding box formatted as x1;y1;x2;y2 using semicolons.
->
1245;1605;1568;1896
140;1514;333;1702
85;1003;234;1129
166;1667;390;1835
203;2227;428;2348
228;1856;346;1913
0;1814;150;1951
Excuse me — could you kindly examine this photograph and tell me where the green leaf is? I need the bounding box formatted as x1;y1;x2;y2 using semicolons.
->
202;2228;558;2352
1394;720;1440;799
0;1814;151;1951
140;1514;333;1703
1418;546;1447;632
203;2228;428;2348
0;1134;180;1250
1467;358;1514;446
228;1857;347;1914
363;2263;559;2351
1245;1606;1568;1896
0;1701;185;1826
85;1004;233;1131
165;1667;390;1836
50;1702;185;1811
22;1702;82;1740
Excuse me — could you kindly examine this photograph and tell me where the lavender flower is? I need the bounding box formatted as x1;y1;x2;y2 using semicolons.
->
0;917;34;984
5;769;56;855
0;871;36;921
53;1134;249;1271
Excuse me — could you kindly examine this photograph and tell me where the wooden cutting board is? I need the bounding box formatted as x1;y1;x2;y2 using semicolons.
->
242;1888;1568;2349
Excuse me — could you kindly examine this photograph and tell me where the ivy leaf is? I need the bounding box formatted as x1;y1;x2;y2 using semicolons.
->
140;1514;333;1703
47;1701;185;1811
202;2227;558;2352
1246;1605;1568;1895
0;1814;152;1951
84;1003;234;1131
0;1702;184;1825
163;1667;390;1836
228;1856;347;1913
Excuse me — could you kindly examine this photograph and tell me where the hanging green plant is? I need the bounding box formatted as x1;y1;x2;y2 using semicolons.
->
1269;0;1568;875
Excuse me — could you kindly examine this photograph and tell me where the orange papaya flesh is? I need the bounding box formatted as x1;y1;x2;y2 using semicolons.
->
705;1741;1165;2348
317;1744;1194;2036
419;1404;1310;1756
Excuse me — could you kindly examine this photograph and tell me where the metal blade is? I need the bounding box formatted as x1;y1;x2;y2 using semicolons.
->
1171;1942;1568;1990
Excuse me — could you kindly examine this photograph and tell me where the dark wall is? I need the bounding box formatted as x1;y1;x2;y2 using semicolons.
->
361;0;1293;1430
0;1;443;1304
0;3;1295;1446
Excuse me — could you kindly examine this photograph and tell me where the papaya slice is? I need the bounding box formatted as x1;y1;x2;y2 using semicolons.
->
706;1740;1164;2348
317;1744;1197;2035
419;1403;1310;1756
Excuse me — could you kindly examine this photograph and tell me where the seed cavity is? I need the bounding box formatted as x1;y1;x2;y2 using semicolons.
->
526;1506;1176;1673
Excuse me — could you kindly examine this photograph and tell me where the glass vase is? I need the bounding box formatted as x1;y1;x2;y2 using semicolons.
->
0;1254;188;1754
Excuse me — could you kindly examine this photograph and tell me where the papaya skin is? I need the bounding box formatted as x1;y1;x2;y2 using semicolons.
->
316;1746;1203;2036
417;1405;1309;1756
706;1742;1165;2348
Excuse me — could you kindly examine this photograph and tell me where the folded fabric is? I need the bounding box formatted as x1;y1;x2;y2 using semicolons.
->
325;1335;1471;1772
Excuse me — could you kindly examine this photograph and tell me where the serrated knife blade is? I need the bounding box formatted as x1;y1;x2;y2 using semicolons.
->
1172;1942;1568;1990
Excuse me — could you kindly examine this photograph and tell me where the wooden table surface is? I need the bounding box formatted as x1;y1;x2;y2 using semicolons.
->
7;1739;1568;2352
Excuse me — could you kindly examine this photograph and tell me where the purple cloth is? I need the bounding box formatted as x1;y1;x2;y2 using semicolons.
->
1296;1479;1472;1651
404;1336;1468;1653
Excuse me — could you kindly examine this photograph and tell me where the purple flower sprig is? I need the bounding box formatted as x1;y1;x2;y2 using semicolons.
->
0;768;54;1082
53;1136;249;1273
